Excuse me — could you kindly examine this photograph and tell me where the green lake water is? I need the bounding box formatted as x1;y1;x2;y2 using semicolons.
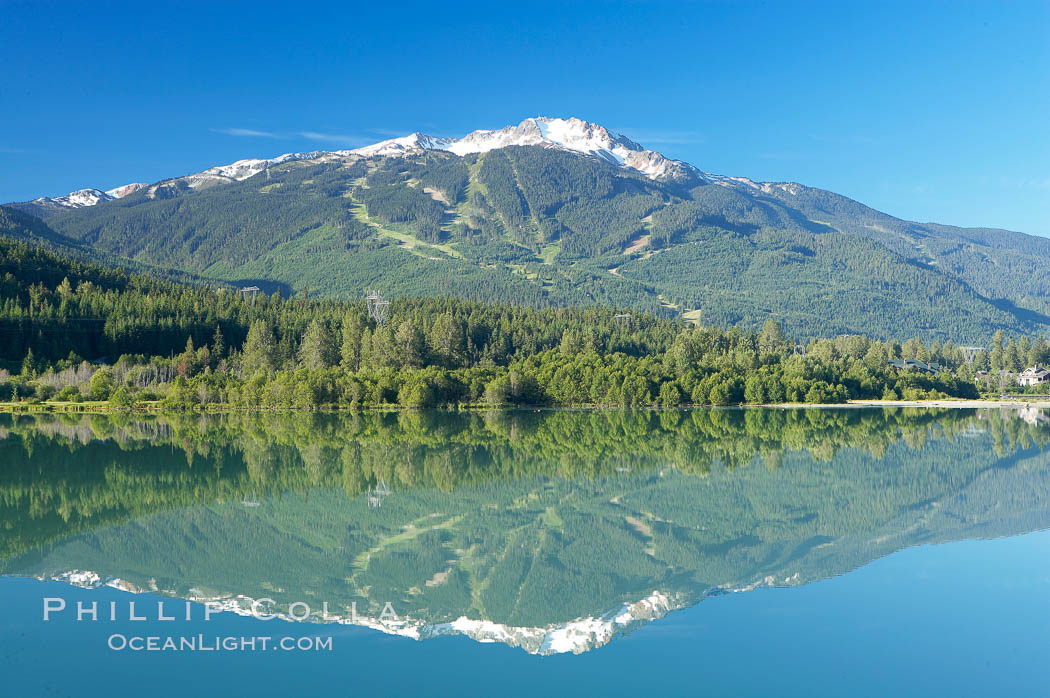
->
1;408;1048;696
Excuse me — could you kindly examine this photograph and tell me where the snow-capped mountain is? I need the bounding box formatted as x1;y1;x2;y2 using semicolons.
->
344;115;701;179
349;133;456;158
31;188;114;209
441;117;698;181
26;117;706;209
348;117;699;181
29;182;150;211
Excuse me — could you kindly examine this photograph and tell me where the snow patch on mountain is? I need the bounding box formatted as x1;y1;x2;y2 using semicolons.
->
33;183;149;209
706;173;804;196
145;151;346;195
343;117;702;182
32;188;114;209
444;117;632;160
195;587;680;655
442;117;700;181
105;182;148;199
44;569;679;655
421;590;677;654
211;587;678;655
348;133;455;158
199;151;327;182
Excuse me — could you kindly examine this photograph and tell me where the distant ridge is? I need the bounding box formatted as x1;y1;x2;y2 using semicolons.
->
5;115;1049;341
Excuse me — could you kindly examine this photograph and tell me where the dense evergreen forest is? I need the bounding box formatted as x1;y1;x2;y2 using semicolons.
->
8;140;1050;341
3;237;1048;410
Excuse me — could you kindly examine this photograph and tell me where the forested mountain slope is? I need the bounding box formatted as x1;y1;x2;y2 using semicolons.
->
7;117;1049;342
0;205;218;287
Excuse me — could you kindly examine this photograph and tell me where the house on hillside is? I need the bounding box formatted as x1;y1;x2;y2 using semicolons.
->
888;359;941;375
1018;367;1049;387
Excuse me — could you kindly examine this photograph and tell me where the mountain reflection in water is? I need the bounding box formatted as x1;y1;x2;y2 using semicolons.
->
1;407;1048;654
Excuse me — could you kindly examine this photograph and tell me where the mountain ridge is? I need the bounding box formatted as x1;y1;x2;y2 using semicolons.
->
20;116;704;207
12;115;1040;242
5;116;1049;341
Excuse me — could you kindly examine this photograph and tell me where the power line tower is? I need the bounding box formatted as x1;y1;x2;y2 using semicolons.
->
365;290;390;327
613;313;632;324
367;479;390;509
239;286;261;305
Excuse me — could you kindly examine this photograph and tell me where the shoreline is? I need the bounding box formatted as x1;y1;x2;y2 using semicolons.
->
0;398;1048;414
845;399;1050;409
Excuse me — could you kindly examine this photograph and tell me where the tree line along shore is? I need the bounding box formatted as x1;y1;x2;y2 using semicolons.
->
2;237;1049;412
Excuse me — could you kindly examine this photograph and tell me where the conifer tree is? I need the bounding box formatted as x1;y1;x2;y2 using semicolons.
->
298;318;338;369
340;312;368;371
758;319;787;355
242;320;277;375
212;325;225;359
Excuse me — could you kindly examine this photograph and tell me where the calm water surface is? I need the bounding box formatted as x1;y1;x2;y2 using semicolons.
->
1;408;1048;697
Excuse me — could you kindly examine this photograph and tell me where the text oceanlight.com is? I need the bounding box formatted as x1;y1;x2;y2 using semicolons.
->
107;634;332;652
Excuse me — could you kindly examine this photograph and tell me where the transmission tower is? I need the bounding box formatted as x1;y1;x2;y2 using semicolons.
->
367;479;391;508
239;286;261;305
365;290;390;327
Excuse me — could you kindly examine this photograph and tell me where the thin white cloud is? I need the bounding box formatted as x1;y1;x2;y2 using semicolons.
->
211;127;281;138
211;127;369;146
296;131;367;145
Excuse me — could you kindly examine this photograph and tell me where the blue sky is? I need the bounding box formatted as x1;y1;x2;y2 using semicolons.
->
2;0;1047;235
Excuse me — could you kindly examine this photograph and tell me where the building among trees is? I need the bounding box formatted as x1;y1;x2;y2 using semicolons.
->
1018;367;1049;387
